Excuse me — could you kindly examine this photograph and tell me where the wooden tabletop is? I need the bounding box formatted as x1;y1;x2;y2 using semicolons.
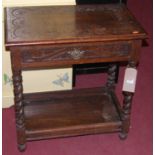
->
4;4;147;48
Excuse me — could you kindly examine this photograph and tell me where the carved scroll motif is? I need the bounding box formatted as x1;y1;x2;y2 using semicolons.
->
8;5;128;40
21;42;131;63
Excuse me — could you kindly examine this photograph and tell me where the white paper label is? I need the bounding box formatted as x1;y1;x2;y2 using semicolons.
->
122;68;137;92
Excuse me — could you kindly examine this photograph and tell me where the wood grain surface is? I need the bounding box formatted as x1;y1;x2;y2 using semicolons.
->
5;4;147;48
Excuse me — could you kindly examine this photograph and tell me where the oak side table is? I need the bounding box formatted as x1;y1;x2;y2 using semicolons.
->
4;4;147;151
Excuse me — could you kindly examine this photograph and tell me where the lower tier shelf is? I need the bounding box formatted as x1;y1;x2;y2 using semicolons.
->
23;87;122;141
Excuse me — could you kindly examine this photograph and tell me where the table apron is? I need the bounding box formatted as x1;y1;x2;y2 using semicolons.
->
10;40;140;70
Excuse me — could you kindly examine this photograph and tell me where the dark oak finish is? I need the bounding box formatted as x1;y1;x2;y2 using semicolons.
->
24;87;121;140
74;0;127;87
4;4;147;151
10;51;26;151
5;4;146;48
18;41;132;69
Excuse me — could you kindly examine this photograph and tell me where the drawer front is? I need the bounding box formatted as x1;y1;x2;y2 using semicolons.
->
20;41;132;68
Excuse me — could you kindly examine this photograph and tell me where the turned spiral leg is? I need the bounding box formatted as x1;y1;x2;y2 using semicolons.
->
119;92;133;139
12;70;26;151
119;61;136;139
106;63;117;90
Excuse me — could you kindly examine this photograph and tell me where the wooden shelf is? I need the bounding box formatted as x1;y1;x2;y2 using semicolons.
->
23;87;122;141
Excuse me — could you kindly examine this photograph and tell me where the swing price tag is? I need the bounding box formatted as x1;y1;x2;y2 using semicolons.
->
122;68;137;93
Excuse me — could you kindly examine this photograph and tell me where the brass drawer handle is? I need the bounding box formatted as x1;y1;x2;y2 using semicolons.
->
67;49;85;60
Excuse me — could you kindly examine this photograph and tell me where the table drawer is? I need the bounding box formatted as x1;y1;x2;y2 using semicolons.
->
20;41;132;68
